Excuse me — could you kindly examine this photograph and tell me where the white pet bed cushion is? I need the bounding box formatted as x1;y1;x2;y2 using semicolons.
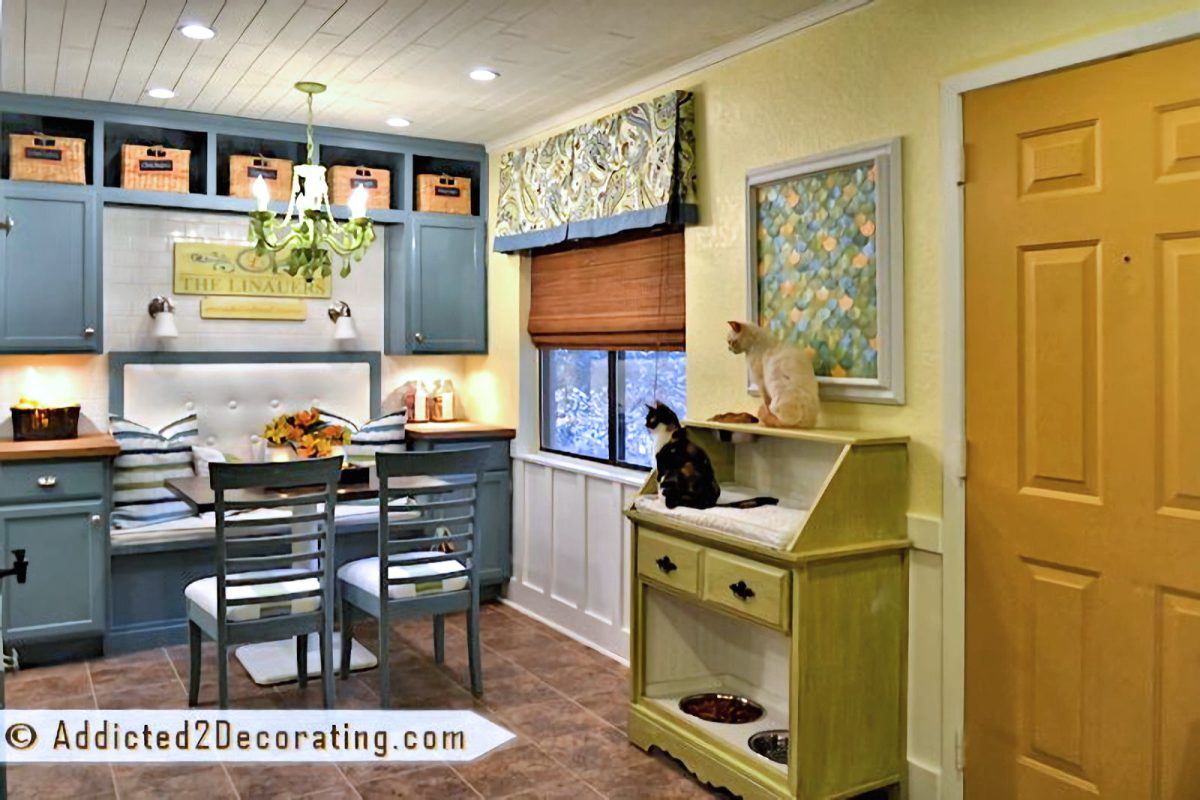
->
338;552;468;599
185;568;321;622
633;490;809;549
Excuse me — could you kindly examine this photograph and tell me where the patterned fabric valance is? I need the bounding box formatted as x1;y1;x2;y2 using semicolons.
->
494;91;696;253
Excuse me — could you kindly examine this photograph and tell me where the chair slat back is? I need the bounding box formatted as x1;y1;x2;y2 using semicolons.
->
375;448;489;590
209;457;342;625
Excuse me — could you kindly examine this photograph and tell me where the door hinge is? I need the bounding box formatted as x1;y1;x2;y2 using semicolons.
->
957;144;967;187
955;730;966;775
956;438;968;481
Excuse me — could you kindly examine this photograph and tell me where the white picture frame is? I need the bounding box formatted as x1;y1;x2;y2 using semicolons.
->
745;137;905;405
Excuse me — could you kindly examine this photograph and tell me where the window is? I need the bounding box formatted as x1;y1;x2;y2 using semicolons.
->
541;349;686;469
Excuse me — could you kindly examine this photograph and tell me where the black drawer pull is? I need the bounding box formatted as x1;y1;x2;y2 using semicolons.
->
655;555;678;574
729;580;755;600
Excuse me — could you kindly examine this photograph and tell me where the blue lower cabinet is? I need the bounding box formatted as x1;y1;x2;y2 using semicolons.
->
0;497;106;643
0;182;101;353
387;213;487;355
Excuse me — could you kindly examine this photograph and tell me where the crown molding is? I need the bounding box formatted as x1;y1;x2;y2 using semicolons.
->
486;0;872;151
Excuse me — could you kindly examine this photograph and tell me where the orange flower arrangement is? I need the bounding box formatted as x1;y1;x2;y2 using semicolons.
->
263;408;350;459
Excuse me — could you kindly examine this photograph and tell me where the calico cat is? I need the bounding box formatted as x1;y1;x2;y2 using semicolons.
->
726;320;820;428
645;402;779;510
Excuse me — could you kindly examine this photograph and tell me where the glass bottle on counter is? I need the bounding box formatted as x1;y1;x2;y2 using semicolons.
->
432;379;456;422
412;381;430;422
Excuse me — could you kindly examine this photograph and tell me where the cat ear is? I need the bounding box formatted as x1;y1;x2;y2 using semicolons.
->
727;321;742;333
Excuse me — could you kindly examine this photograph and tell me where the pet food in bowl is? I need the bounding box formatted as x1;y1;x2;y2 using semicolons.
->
678;693;764;724
748;729;789;765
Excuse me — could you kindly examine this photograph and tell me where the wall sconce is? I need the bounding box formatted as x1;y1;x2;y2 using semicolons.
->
328;301;357;340
148;296;178;339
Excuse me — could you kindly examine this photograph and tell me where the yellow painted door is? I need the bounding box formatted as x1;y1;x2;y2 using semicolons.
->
965;38;1200;799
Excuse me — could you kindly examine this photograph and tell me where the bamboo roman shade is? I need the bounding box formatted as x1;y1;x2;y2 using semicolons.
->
528;230;685;349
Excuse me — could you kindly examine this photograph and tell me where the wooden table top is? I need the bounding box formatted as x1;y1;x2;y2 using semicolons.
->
166;470;473;514
0;433;120;462
405;422;516;441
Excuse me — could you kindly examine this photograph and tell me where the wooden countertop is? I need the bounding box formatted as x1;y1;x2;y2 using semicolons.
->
406;421;517;441
0;433;120;462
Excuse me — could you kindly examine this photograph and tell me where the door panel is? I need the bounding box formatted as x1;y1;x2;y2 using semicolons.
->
965;37;1200;799
0;185;99;352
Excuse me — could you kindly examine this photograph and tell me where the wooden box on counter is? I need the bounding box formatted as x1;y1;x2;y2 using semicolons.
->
624;420;910;800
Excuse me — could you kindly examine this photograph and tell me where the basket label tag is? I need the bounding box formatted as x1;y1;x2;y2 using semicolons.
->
350;177;378;189
247;166;278;179
139;159;175;172
24;147;63;161
434;186;461;197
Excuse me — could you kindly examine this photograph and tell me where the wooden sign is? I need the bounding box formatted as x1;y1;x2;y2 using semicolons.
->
173;242;332;299
199;297;308;321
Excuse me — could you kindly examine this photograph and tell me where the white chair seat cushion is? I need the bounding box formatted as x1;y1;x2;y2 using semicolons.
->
338;552;468;600
185;569;322;622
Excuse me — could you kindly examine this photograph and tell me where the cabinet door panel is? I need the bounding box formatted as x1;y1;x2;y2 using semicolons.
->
1;499;105;642
407;214;486;353
0;186;99;352
476;469;512;586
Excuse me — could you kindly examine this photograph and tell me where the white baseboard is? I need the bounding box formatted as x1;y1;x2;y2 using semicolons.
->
500;596;630;667
908;758;942;800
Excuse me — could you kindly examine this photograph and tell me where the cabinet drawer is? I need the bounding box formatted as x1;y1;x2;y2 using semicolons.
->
417;440;510;471
638;529;701;595
701;549;790;630
0;460;106;503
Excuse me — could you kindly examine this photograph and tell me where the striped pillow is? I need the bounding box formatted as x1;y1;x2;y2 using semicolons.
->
109;414;199;529
320;409;407;465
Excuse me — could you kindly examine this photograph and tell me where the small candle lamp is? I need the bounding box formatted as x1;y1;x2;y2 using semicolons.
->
10;369;81;441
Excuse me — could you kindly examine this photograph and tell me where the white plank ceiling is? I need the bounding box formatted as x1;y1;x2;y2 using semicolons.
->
0;0;832;145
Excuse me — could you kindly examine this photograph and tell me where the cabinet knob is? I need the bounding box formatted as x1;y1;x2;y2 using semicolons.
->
729;580;755;601
83;326;96;337
36;475;57;488
90;514;102;526
655;555;678;574
414;332;425;344
0;215;14;234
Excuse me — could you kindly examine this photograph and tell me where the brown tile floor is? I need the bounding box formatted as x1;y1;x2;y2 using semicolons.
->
3;603;731;799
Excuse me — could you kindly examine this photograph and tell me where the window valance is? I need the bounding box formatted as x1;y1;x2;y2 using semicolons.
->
528;230;685;350
495;91;696;253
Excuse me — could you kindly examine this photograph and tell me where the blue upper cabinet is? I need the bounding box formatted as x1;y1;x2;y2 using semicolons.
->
0;182;100;353
390;213;487;355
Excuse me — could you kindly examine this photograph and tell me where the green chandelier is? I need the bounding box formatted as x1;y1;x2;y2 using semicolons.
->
248;81;375;280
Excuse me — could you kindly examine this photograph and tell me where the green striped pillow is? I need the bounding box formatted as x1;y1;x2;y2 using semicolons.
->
109;414;199;528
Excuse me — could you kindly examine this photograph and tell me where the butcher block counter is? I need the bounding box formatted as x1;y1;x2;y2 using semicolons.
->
0;433;119;462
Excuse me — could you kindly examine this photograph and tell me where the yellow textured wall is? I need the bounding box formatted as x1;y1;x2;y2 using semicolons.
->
467;0;1196;518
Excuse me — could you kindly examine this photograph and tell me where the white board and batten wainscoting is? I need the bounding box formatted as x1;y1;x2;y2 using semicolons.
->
505;450;947;797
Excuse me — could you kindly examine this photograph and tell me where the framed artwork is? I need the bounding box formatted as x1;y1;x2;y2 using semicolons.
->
173;242;332;299
746;138;904;404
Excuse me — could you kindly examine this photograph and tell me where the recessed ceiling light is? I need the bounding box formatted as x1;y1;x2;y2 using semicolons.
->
385;116;411;128
469;67;499;82
146;87;176;99
178;23;215;40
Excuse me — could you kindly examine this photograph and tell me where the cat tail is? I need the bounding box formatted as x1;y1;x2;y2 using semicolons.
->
716;497;780;509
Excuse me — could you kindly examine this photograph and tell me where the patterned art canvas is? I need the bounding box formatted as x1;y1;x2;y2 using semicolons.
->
748;139;903;404
755;160;879;378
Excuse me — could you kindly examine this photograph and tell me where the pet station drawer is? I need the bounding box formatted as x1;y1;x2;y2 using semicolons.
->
701;549;790;631
0;459;106;504
638;529;701;595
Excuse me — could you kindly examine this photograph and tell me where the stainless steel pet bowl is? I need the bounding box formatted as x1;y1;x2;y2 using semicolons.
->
678;693;765;724
748;729;789;765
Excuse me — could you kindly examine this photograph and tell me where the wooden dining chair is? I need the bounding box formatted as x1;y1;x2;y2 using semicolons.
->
338;447;489;707
185;457;342;709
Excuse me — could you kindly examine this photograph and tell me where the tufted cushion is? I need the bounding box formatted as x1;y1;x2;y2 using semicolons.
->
185;569;321;622
110;413;199;528
338;552;468;600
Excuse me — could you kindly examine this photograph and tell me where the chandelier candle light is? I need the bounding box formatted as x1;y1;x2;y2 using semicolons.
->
248;81;375;280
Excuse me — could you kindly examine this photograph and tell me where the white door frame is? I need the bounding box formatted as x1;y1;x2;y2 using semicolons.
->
939;11;1200;800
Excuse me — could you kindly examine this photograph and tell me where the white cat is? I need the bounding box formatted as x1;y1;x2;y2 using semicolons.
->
726;320;820;428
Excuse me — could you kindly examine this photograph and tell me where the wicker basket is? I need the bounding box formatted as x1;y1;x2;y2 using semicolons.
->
230;154;293;202
9;133;86;184
121;144;190;193
329;165;390;209
416;174;471;215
